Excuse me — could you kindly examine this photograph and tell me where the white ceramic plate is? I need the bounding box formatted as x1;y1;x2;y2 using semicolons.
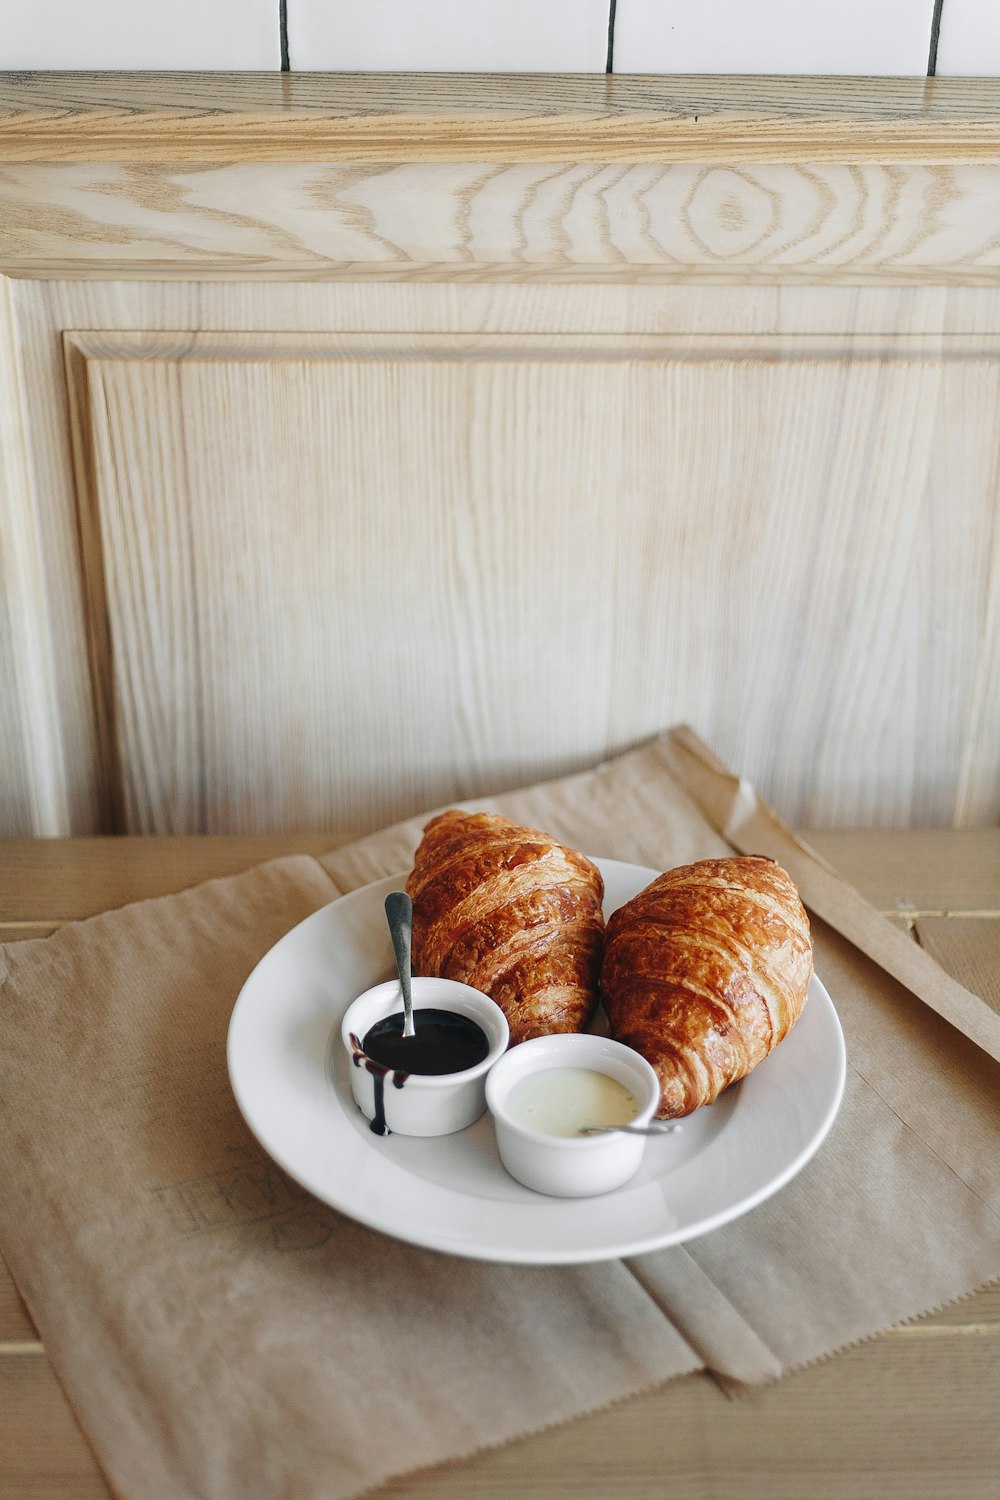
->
227;859;846;1265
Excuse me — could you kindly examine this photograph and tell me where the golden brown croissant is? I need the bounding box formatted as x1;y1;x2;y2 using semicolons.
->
601;856;812;1118
406;810;605;1045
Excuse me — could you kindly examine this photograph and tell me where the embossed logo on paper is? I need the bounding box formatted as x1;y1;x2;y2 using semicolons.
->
151;1161;335;1251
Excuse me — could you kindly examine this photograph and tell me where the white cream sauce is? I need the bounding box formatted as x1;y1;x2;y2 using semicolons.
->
507;1067;638;1137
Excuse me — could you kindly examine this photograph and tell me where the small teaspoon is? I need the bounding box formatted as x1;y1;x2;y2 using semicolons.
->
384;890;416;1039
577;1123;681;1137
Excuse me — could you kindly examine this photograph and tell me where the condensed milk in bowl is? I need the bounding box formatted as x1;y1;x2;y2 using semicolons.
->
485;1033;661;1197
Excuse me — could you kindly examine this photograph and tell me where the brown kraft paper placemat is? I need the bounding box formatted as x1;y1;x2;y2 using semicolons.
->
0;727;997;1499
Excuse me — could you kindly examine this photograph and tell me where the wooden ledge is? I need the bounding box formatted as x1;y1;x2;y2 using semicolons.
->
2;73;1000;163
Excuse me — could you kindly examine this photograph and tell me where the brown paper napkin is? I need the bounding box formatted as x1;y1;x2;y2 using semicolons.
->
2;728;999;1500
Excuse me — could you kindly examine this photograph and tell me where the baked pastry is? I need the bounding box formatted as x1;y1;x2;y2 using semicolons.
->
601;856;812;1118
406;810;605;1045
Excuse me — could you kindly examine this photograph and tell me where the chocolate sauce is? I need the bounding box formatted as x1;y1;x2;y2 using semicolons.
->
349;1010;490;1137
348;1032;404;1136
363;1009;490;1075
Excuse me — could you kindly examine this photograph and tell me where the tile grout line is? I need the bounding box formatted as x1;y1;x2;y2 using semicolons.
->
280;0;290;72
927;0;945;76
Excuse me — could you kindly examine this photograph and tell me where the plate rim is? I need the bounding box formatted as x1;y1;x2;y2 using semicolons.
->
227;858;847;1265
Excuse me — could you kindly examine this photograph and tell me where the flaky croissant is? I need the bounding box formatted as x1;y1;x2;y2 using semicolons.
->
406;810;605;1045
601;856;812;1118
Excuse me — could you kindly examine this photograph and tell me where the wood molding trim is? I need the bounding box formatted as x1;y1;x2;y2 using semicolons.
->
2;74;1000;165
5;158;1000;284
60;327;1000;365
3;76;1000;282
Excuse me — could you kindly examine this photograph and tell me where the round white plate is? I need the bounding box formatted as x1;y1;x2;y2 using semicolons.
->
227;859;846;1265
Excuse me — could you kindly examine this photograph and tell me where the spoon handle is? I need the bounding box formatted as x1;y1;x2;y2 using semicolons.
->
578;1123;680;1137
384;891;416;1038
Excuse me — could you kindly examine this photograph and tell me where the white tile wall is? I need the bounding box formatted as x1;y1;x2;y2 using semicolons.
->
0;0;279;70
287;0;610;72
613;0;937;76
936;0;1000;75
3;0;991;82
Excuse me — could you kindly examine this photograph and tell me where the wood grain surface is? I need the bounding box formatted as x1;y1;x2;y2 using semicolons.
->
0;833;348;924
58;325;1000;833
0;279;37;836
1;277;98;837
10;159;1000;282
0;277;78;837
0;1271;35;1344
914;918;1000;1013
0;831;997;1500
804;828;1000;914
8;279;1000;837
2;75;1000;164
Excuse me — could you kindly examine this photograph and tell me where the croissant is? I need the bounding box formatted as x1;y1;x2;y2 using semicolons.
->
406;810;605;1045
601;856;812;1118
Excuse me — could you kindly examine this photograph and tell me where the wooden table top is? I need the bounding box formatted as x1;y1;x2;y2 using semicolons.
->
2;830;998;1500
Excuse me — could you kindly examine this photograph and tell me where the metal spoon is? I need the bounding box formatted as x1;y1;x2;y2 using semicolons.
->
384;891;416;1038
577;1123;681;1137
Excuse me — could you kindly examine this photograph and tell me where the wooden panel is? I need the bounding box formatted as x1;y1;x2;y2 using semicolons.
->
11;277;1000;838
803;829;1000;913
62;327;1000;833
915;919;1000;1013
0;829;989;926
0;629;33;837
4;75;1000;166
621;340;1000;829
0;1262;36;1343
14;161;1000;283
0;277;65;834
0;834;348;923
0;275;101;836
0;1356;111;1500
2;828;983;926
68;331;627;832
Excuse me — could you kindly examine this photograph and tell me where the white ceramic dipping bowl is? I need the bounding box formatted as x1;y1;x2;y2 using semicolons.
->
341;977;509;1137
485;1033;662;1198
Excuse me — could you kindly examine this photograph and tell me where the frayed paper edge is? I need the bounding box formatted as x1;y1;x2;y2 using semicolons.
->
718;1272;1000;1400
349;1359;703;1500
350;1269;1000;1492
348;1274;1000;1491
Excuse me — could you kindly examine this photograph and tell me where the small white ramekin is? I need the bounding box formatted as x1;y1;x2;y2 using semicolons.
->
341;976;509;1137
485;1033;661;1197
